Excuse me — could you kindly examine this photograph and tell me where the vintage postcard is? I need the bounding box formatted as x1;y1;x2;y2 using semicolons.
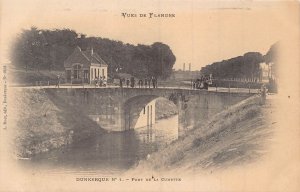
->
0;0;299;191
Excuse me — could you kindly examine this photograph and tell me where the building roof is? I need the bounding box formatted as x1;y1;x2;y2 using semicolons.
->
64;46;108;68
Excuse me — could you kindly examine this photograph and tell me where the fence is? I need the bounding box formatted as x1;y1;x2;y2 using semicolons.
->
211;79;263;89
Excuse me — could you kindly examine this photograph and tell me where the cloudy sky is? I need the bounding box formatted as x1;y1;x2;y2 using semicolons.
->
0;0;295;70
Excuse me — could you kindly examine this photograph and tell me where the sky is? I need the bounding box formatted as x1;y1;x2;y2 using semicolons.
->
0;0;292;70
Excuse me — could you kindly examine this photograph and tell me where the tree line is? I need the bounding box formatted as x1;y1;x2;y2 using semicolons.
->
11;27;176;79
200;43;278;80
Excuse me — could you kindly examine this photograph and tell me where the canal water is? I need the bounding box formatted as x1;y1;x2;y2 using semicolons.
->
19;115;179;175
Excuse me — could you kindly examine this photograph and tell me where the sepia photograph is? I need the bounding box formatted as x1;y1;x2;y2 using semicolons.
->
0;0;299;191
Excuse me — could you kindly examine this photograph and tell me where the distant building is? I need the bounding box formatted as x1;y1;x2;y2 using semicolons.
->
64;46;108;84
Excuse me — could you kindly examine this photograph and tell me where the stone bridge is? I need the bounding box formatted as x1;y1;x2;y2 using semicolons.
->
45;88;255;132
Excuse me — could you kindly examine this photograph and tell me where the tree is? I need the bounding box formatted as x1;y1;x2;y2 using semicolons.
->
243;52;264;79
200;52;263;80
11;27;176;78
150;42;176;79
264;42;279;64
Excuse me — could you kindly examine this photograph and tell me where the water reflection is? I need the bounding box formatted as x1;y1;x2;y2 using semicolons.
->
19;115;178;174
135;114;178;144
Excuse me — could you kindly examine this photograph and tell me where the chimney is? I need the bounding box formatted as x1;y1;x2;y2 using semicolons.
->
183;63;185;71
189;63;191;71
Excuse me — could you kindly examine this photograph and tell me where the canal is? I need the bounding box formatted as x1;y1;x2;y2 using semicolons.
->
19;115;179;175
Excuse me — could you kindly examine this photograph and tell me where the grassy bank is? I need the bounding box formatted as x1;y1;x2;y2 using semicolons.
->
12;88;106;158
135;94;268;171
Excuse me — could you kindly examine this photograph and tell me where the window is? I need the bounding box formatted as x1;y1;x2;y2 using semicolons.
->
102;69;105;77
94;69;97;78
143;107;145;114
73;64;81;79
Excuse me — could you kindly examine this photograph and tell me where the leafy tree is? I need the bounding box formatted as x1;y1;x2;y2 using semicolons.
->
150;42;176;79
11;27;176;78
243;52;264;78
264;42;279;64
200;51;264;80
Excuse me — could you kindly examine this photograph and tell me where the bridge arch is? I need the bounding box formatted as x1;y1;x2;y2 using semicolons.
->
123;95;178;130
